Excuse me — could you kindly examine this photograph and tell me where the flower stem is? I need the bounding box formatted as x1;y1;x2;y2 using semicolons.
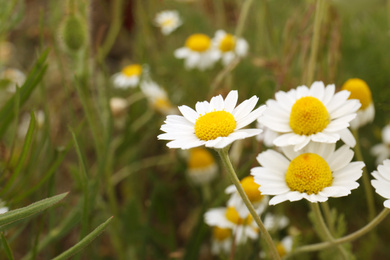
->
310;203;349;259
217;148;280;260
306;0;326;86
286;208;390;258
353;128;376;220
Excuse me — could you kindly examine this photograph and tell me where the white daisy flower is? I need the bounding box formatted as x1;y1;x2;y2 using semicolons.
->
341;78;375;129
0;68;26;93
259;81;361;151
112;64;142;89
140;80;178;115
371;125;390;165
213;30;249;66
256;121;279;147
251;142;365;205
204;206;259;244
174;33;220;70
158;90;266;150
210;226;233;255
154;10;182;35
371;159;390;209
225;176;268;218
110;97;129;117
186;147;218;185
263;213;289;232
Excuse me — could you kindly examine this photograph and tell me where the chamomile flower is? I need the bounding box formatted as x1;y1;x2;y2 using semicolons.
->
140;80;178;115
186;147;218;185
371;159;390;208
276;236;293;258
225;176;268;218
174;33;220;70
263;213;289;232
112;64;142;89
0;68;26;93
213;30;249;66
259;81;361;151
109;97;129;117
211;226;233;255
204;206;259;244
371;124;390;165
158;90;266;149
341;78;375;129
154;10;182;35
251;142;365;205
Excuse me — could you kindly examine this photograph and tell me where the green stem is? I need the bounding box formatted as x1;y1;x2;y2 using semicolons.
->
234;0;254;38
217;148;280;260
306;0;326;86
321;201;335;235
353;128;376;220
286;208;390;258
310;203;348;259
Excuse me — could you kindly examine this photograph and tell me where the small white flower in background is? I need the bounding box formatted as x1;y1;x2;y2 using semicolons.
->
263;213;289;232
109;97;129;117
371;159;390;209
371;125;390;165
256;121;279;147
212;30;249;66
341;78;375;129
140;80;178;115
174;33;220;70
186;147;218;185
204;206;259;244
260;235;293;258
154;10;182;35
225;176;268;218
210;226;233;255
0;206;8;214
0;68;26;93
259;81;361;151
158;90;266;150
18;110;45;138
251;142;365;205
112;64;142;89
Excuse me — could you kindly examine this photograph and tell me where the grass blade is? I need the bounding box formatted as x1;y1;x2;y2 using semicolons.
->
1;232;15;260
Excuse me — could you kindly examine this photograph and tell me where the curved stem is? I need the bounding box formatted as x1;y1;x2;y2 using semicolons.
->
306;0;326;86
286;208;390;258
217;148;280;260
310;203;349;259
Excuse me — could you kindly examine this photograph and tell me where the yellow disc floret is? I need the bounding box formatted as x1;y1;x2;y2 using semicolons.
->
240;176;263;203
219;34;236;52
276;242;287;257
212;226;232;241
341;78;372;110
289;96;330;135
121;64;142;77
185;34;211;52
194;111;236;141
225;207;253;225
188;147;215;169
285;153;333;195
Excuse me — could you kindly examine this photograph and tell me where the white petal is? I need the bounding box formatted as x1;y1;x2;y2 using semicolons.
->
178;105;199;123
224;90;238;113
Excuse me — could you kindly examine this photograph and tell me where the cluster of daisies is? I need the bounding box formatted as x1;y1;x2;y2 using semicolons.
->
158;77;390;255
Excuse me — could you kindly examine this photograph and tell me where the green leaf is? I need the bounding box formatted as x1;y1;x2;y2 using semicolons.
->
0;49;49;138
0;192;68;227
52;216;113;260
1;232;14;260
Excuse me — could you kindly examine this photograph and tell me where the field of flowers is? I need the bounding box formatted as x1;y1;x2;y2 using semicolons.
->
1;0;390;259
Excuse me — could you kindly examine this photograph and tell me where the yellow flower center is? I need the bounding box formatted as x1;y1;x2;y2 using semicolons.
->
341;78;372;110
161;18;174;27
188;148;215;169
212;226;232;241
194;111;236;141
225;207;253;225
185;34;211;52
240;176;264;203
285;153;333;195
219;34;236;52
121;65;142;77
289;96;330;136
154;97;173;111
276;242;287;257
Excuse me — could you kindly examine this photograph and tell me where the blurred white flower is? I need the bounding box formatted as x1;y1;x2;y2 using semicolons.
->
0;68;26;93
112;64;142;89
371;125;390;165
186;147;218;185
212;30;249;66
154;10;182;35
371;159;390;209
18;110;45;138
140;80;178;115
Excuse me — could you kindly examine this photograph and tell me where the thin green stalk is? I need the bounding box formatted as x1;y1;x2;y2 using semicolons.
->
234;0;254;38
217;147;280;260
310;203;348;259
321;201;335;235
353;128;376;220
306;0;326;86
286;208;390;258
